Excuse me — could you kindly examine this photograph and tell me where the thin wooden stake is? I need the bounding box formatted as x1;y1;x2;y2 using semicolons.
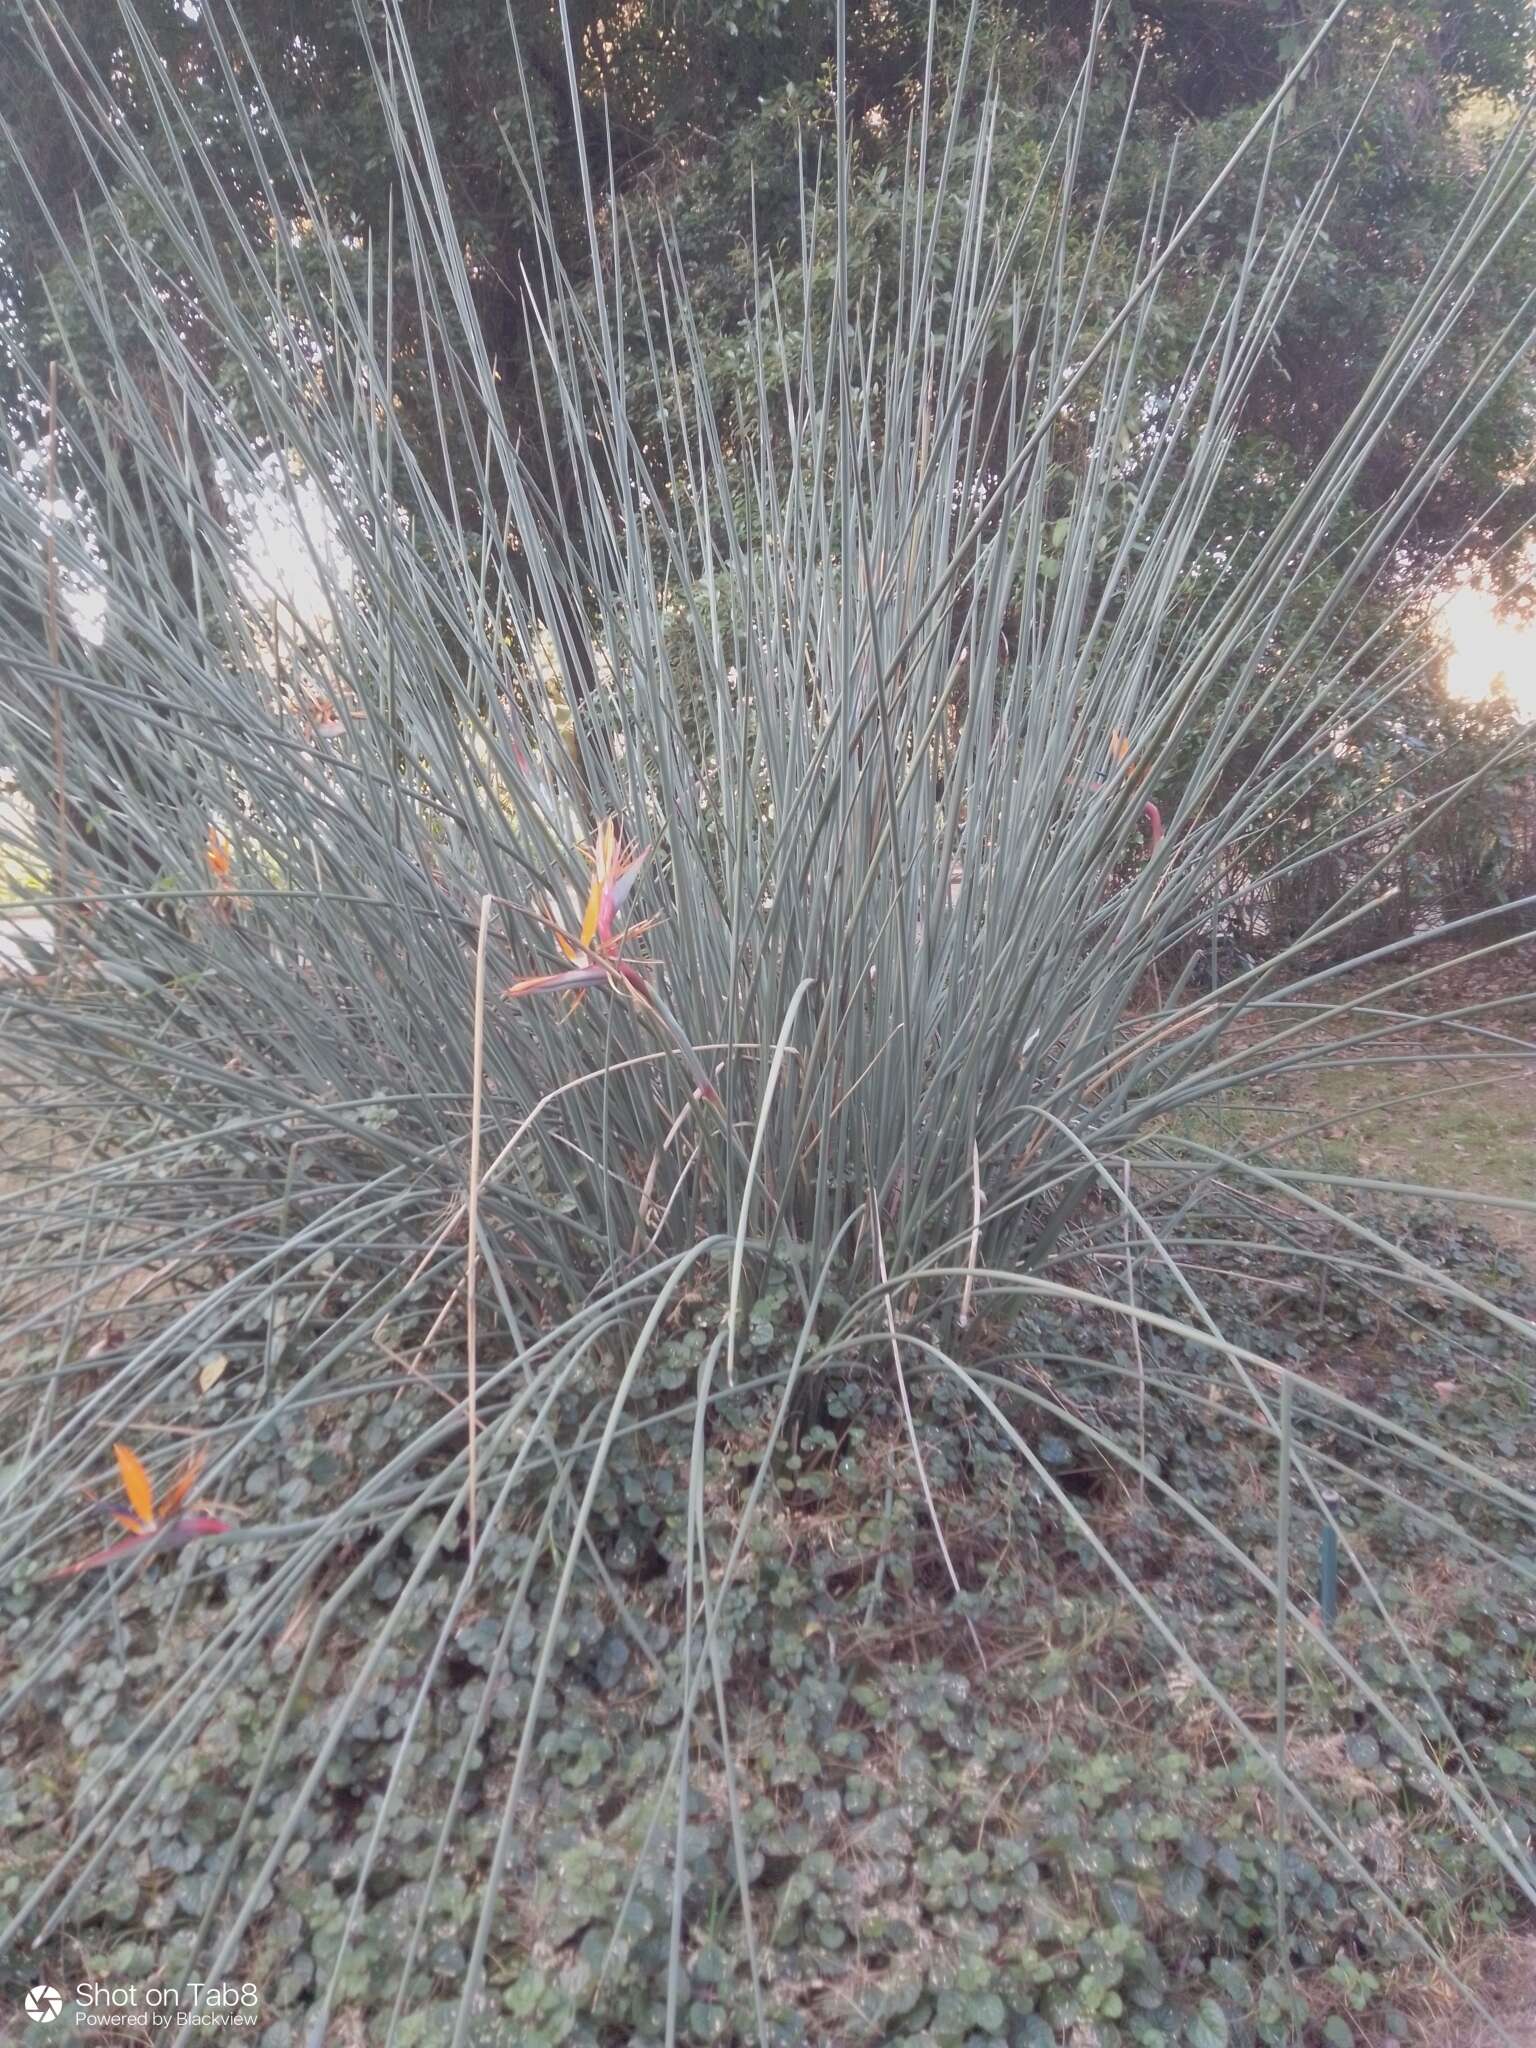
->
958;1140;982;1331
465;892;494;1561
1122;1158;1146;1503
46;362;68;971
1274;1375;1294;1990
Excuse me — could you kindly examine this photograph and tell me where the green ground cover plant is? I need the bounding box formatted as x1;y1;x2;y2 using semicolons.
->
4;1208;1533;2045
1;2;1534;2041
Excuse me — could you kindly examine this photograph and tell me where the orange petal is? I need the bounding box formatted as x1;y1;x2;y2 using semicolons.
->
114;1443;155;1526
206;827;233;882
577;872;603;952
157;1451;206;1520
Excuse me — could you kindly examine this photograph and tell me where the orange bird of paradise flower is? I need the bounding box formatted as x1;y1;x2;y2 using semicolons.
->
206;826;234;885
49;1444;230;1579
1107;730;1164;853
504;818;653;1005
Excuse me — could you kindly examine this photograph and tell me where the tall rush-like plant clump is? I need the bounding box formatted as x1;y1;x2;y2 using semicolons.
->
1;2;1534;2040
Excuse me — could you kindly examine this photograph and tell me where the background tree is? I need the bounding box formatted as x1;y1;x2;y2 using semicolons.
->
2;0;1532;939
5;0;1532;560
